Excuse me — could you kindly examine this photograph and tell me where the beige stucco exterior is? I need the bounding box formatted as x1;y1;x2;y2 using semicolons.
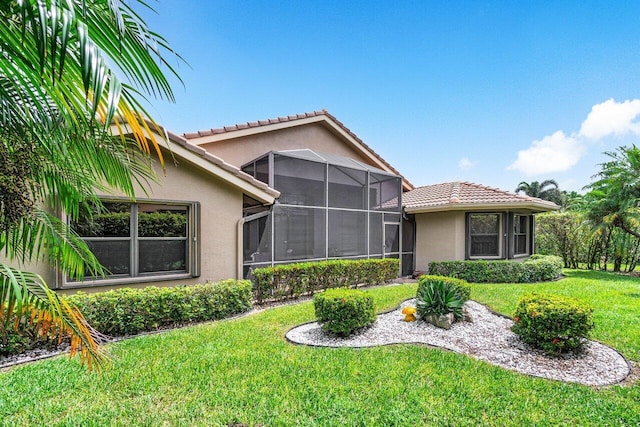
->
414;211;466;273
59;149;247;294
195;122;375;169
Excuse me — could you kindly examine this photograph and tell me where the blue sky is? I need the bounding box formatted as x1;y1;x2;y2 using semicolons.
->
139;1;640;192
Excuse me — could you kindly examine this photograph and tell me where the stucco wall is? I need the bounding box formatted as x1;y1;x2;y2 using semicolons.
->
414;211;466;272
198;123;374;168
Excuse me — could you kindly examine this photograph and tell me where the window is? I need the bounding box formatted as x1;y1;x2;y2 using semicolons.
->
468;213;501;257
69;201;198;284
513;214;529;256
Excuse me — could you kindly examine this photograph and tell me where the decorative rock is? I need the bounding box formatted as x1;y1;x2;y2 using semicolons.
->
424;313;454;329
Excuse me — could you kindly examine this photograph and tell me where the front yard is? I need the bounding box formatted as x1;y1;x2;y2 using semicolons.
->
0;270;639;426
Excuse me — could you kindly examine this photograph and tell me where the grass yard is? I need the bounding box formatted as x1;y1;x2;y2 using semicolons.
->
0;270;639;426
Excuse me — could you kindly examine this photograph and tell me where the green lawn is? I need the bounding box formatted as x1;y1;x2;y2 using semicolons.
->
1;270;639;426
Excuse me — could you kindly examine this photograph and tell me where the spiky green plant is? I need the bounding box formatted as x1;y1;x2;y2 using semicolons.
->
416;278;465;320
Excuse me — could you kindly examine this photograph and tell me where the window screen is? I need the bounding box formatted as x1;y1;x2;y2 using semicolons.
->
469;213;500;257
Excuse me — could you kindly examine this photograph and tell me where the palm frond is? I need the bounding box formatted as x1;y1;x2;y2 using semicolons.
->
0;264;109;370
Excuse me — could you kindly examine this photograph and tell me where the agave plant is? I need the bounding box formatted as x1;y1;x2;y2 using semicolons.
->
416;279;465;320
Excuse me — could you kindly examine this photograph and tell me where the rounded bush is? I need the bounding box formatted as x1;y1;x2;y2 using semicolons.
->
512;293;594;355
313;288;376;336
416;275;470;320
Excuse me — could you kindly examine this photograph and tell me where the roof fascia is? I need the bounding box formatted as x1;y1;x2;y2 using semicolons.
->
404;202;560;214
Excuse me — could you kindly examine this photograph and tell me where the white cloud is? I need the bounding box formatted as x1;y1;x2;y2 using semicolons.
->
458;157;475;169
579;98;640;140
507;131;586;176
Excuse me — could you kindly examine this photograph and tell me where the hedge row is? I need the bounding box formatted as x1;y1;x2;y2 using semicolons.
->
68;279;253;336
428;255;563;283
252;258;399;303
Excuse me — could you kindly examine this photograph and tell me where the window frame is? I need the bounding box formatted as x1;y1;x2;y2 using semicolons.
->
467;212;503;259
512;214;530;257
61;198;200;289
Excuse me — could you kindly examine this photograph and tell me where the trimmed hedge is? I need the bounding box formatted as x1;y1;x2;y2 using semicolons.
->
252;259;399;303
68;279;253;336
428;255;563;283
512;293;594;355
313;288;377;336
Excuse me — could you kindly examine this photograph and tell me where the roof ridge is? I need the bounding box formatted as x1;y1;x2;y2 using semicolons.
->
183;110;327;139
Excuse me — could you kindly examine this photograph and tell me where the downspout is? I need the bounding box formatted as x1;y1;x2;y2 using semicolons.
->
237;217;246;279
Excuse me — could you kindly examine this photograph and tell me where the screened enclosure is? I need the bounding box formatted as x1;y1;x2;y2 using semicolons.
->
241;150;414;278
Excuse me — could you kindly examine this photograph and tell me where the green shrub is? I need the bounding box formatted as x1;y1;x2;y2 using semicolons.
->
416;276;469;320
313;288;377;336
511;293;594;355
69;279;253;337
417;275;471;302
428;255;563;283
0;330;31;356
252;259;399;303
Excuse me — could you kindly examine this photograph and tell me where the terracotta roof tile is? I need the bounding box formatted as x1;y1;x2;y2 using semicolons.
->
403;181;558;211
182;110;413;189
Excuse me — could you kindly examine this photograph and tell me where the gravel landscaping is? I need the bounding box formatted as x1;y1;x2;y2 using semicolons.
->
286;299;631;387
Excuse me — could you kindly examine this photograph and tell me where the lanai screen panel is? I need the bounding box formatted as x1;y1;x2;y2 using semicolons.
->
242;149;410;277
328;210;367;257
273;155;325;206
328;165;367;209
370;173;402;211
274;205;326;261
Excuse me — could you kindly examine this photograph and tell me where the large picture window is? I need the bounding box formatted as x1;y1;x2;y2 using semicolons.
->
468;213;501;257
70;201;198;284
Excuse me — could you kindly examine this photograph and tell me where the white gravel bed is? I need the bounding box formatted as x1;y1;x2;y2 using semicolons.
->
286;299;630;386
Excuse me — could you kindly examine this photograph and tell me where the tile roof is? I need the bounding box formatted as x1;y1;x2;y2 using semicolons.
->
182;110;414;189
403;181;559;212
147;122;280;200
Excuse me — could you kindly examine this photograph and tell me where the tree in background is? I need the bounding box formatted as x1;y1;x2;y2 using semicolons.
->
536;146;640;273
585;146;640;239
1;0;181;369
514;179;563;205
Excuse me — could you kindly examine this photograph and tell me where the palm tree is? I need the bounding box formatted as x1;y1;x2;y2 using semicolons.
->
585;145;640;240
1;0;181;369
515;180;562;204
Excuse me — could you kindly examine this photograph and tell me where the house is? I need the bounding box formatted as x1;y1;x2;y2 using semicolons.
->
403;181;560;273
9;110;558;292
